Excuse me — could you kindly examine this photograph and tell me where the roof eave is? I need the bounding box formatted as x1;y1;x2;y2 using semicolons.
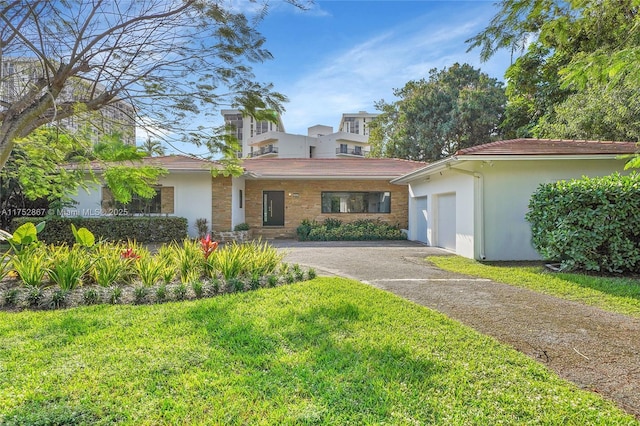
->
243;174;404;180
391;157;459;184
455;153;629;161
392;153;630;184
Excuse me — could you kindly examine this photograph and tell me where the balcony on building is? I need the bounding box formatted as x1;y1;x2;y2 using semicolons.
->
336;144;369;157
249;144;279;158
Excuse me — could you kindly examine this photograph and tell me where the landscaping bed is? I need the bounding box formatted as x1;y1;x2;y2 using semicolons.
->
0;222;314;311
0;265;312;311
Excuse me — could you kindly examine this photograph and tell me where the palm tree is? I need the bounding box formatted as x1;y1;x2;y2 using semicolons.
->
140;138;166;157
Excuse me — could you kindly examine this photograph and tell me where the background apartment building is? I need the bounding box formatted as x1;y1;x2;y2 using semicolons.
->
222;109;377;159
0;57;136;145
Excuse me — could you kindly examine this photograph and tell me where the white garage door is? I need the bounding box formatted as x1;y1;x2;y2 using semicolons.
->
437;193;456;251
414;196;428;244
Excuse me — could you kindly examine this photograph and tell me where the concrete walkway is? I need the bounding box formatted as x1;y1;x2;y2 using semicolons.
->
272;240;640;418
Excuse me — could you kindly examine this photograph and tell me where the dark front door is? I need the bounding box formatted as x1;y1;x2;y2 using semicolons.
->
263;191;284;226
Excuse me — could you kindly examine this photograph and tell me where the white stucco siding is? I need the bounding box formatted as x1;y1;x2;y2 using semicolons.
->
69;182;102;216
68;172;212;238
162;173;212;237
407;171;475;258
231;177;246;228
274;134;311;158
479;158;630;261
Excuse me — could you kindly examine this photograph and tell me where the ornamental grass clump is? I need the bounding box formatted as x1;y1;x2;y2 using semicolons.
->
12;246;48;288
46;245;90;291
135;255;165;287
245;239;283;277
171;239;203;284
0;250;12;282
212;243;245;280
0;221;300;310
91;243;131;287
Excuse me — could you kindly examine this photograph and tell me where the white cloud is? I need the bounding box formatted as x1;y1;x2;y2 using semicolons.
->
277;5;509;134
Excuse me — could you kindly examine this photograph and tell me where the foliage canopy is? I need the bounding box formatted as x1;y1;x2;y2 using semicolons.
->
368;63;506;162
468;0;640;140
0;0;305;169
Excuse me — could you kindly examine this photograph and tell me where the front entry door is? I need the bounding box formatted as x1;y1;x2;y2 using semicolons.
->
263;191;285;226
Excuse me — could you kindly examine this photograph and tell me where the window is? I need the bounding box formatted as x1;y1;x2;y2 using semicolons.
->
321;192;391;213
255;120;269;135
339;143;348;154
239;189;243;208
102;186;174;214
121;189;162;214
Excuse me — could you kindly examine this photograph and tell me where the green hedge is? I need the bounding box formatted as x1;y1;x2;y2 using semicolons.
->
526;173;640;273
11;216;188;244
297;218;407;241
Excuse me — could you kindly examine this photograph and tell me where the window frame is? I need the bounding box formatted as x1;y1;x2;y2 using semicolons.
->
106;186;164;215
320;191;391;214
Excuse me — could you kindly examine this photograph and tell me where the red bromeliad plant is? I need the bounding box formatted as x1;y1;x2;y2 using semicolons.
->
200;234;219;260
121;247;141;260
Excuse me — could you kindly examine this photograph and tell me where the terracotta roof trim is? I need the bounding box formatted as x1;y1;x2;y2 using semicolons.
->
456;138;638;155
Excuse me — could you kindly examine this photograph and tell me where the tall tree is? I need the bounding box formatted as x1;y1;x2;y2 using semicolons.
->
468;0;640;140
535;82;640;142
369;63;506;162
0;0;306;170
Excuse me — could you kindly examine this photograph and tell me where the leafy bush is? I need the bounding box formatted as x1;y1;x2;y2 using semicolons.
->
3;288;19;306
82;288;99;305
323;217;342;230
11;216;187;244
233;222;250;231
526;173;640;273
26;285;44;307
297;218;407;241
50;289;68;309
296;219;316;241
195;218;209;239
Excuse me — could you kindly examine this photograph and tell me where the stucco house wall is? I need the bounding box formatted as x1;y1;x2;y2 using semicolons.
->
244;179;409;239
165;173;212;237
69;171;212;238
479;158;629;260
400;154;633;261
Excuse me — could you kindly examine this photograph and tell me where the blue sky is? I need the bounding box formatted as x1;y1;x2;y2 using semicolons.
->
250;0;513;135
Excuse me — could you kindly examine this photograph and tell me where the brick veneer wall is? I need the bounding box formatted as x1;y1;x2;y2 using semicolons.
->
211;176;233;232
245;179;409;238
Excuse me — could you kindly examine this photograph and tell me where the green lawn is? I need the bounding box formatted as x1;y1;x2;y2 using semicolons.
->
428;256;640;318
0;277;637;425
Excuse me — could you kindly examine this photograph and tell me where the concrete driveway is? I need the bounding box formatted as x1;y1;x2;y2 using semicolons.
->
271;239;640;418
272;239;457;284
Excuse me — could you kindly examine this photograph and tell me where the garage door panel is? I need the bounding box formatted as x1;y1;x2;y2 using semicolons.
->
437;193;456;251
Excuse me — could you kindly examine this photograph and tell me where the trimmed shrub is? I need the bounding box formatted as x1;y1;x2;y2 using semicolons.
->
526;172;640;273
11;216;187;244
296;219;316;241
297;218;406;241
